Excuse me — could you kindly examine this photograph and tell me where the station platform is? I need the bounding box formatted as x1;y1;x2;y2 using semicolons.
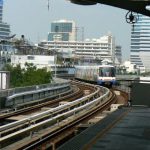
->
58;106;150;150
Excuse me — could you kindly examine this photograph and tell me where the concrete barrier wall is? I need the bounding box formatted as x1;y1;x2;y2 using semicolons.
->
0;79;71;109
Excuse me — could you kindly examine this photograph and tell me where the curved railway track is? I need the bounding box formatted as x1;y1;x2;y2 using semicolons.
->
0;81;95;121
12;88;116;150
21;89;128;150
0;81;128;150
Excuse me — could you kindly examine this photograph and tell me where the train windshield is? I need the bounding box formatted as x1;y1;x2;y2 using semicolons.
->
99;67;115;77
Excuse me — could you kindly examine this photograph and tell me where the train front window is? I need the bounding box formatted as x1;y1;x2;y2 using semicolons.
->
99;67;115;77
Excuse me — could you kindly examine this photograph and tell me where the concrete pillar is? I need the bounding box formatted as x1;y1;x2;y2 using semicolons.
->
51;143;56;150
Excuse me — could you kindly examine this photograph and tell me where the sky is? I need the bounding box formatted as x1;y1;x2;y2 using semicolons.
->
3;0;131;61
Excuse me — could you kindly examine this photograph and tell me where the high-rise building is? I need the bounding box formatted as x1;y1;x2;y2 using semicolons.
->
41;34;116;63
0;0;10;39
0;0;3;22
130;14;150;72
0;0;11;41
0;0;12;70
48;20;76;41
115;45;122;64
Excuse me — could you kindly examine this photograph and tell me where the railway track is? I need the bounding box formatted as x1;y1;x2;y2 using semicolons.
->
0;81;94;121
0;81;128;150
0;81;102;149
23;88;128;150
0;82;108;149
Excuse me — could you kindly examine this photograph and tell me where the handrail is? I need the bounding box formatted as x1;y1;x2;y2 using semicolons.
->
0;78;70;97
0;84;109;133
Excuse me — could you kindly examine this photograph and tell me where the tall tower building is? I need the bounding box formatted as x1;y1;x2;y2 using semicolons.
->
0;0;3;22
130;14;150;72
0;0;10;39
0;0;12;70
48;20;76;41
115;45;122;65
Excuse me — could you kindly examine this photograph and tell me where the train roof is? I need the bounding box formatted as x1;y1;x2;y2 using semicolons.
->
75;65;115;68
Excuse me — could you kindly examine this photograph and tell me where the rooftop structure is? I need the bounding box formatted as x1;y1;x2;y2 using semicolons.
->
48;19;76;41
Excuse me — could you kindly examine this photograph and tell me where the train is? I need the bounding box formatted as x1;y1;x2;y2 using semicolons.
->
75;65;116;86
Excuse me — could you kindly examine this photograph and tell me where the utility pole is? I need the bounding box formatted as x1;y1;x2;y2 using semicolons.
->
54;39;57;79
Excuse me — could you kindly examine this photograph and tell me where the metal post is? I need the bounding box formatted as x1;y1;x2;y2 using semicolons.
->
54;39;57;79
55;54;57;78
0;47;1;70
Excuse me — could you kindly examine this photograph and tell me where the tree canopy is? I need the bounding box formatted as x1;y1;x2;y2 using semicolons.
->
4;63;52;87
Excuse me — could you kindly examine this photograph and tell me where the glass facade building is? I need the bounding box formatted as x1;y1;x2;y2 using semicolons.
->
130;14;150;72
0;0;3;22
0;0;13;70
48;20;76;41
0;0;10;39
0;23;10;39
51;22;73;33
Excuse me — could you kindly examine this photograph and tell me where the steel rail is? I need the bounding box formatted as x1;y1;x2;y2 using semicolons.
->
0;84;80;120
16;87;115;150
0;85;98;133
0;81;97;133
0;85;110;148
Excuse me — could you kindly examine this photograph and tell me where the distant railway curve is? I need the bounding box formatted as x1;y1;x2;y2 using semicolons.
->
0;81;95;121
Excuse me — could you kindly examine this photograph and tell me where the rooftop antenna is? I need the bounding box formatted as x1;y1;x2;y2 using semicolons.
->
47;0;50;11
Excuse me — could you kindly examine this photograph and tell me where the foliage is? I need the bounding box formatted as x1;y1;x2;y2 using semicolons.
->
4;63;52;87
4;64;24;87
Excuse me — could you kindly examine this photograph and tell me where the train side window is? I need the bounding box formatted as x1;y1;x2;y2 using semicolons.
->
111;68;115;77
99;68;103;76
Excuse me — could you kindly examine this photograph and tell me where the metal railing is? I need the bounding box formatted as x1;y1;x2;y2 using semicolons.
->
0;78;70;97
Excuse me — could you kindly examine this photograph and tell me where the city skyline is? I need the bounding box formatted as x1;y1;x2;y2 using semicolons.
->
3;0;131;60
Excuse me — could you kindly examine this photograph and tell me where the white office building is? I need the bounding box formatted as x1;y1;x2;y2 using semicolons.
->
130;14;150;72
11;55;55;70
40;34;117;63
122;61;138;73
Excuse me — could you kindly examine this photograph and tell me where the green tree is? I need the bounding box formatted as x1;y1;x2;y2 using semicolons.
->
4;63;52;87
4;64;24;87
23;63;52;86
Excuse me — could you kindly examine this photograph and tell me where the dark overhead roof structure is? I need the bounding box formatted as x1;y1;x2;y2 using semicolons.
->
69;0;150;17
